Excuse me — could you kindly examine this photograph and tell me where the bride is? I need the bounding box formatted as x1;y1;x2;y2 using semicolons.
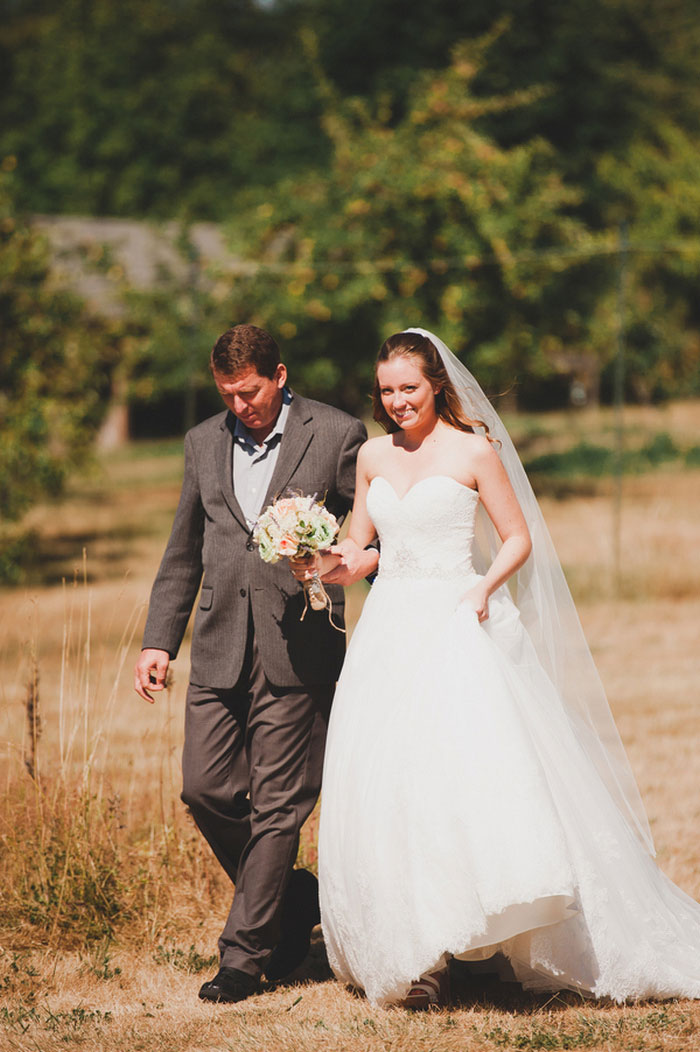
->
298;328;700;1008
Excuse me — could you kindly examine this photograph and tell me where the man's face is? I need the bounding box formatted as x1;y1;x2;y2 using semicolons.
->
212;363;287;441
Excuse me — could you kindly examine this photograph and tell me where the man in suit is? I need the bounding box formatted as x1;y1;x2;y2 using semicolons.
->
133;324;376;1003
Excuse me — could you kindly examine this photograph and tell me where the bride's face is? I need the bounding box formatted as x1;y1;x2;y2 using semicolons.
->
377;355;439;432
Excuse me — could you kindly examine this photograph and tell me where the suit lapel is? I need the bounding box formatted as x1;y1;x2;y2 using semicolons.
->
216;412;249;531
262;393;313;506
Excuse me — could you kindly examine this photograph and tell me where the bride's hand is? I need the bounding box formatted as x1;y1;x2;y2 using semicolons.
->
459;582;490;623
321;539;379;586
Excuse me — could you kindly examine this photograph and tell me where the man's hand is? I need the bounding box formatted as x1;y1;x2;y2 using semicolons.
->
288;553;319;581
289;551;342;581
321;541;379;587
134;648;171;703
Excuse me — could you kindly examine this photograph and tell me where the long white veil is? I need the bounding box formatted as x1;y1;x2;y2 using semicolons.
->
405;327;654;855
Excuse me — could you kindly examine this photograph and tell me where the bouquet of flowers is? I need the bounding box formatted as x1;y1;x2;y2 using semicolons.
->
253;493;342;624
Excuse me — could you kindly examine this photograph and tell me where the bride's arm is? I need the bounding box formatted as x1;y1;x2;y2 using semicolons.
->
321;443;380;585
460;437;531;621
289;443;379;585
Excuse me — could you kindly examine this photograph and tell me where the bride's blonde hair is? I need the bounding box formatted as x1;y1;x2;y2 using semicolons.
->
372;331;494;440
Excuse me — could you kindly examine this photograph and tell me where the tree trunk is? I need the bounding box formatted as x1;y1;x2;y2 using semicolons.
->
97;373;129;450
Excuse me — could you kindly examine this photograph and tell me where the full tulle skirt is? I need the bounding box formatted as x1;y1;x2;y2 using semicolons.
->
319;574;700;1006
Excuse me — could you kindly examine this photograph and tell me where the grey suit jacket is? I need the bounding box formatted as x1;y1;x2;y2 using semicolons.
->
142;393;367;688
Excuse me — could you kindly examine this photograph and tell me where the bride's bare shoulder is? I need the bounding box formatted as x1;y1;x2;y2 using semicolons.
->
450;429;496;460
443;429;500;488
357;434;393;474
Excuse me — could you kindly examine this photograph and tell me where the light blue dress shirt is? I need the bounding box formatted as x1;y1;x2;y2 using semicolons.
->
232;388;292;528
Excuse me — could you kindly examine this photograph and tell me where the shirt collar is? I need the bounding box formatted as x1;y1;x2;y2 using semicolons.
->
233;387;292;450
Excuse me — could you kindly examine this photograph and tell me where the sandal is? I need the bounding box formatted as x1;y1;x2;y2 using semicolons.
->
401;967;450;1010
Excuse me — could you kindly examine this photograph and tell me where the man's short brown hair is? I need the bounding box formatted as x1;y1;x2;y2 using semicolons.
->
210;325;281;379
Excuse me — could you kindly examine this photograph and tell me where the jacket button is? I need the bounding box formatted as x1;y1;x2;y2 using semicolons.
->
240;588;247;598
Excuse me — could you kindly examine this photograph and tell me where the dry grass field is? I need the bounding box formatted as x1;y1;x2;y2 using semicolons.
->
1;401;700;1052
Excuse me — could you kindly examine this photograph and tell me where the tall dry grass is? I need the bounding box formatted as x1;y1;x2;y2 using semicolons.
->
0;559;233;957
1;403;700;1051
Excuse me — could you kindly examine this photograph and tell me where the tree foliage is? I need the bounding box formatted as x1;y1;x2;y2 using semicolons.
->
591;124;700;402
0;0;328;219
224;40;593;409
1;0;699;424
111;230;231;435
305;0;700;218
0;168;105;527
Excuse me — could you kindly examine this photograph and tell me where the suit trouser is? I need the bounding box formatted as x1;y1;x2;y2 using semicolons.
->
181;616;333;979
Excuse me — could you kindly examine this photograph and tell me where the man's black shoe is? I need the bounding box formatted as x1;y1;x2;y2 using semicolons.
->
198;966;259;1004
265;868;321;982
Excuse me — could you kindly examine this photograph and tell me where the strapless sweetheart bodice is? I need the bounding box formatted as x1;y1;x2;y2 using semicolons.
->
367;474;479;581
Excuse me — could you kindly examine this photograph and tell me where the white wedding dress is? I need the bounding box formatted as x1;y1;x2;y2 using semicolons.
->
319;474;700;1006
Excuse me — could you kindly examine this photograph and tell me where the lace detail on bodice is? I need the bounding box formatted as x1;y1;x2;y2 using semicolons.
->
367;475;479;581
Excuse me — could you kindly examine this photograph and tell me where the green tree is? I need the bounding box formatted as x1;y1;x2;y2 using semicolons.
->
112;228;230;437
302;0;700;405
248;0;700;407
0;165;105;543
224;39;588;412
0;0;328;219
304;0;700;219
592;124;700;402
